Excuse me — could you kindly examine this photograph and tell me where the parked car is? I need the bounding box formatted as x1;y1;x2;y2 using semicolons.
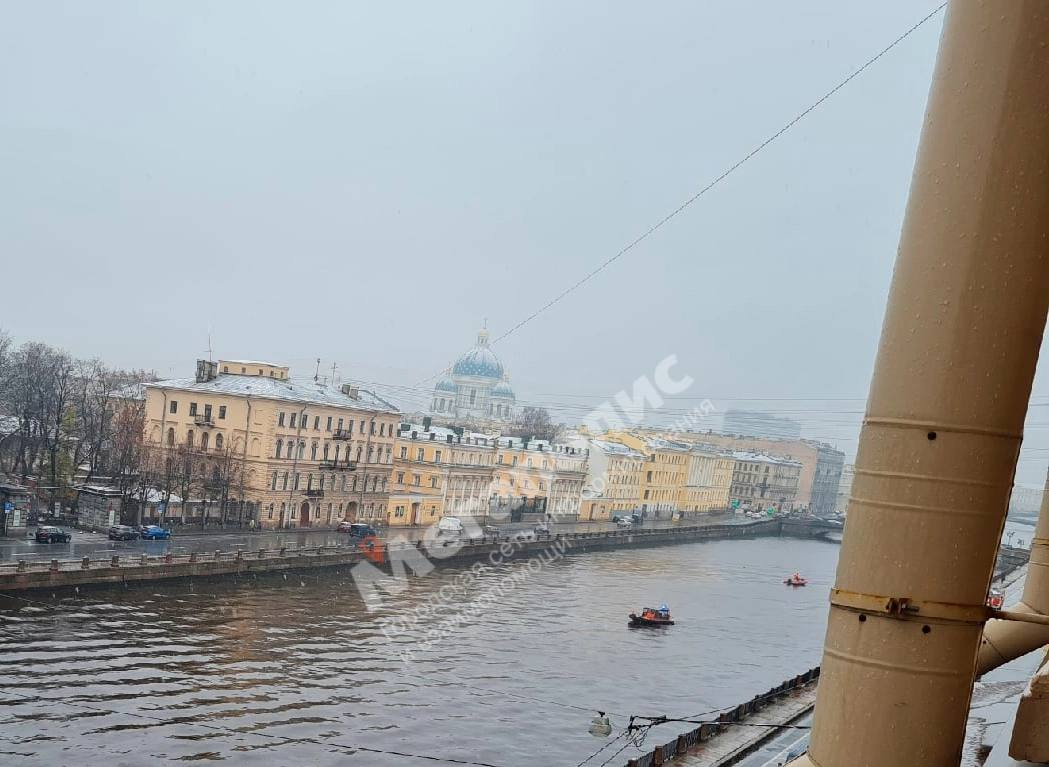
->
140;525;171;540
35;525;71;543
339;522;378;538
616;516;634;528
108;524;139;541
533;521;551;535
437;517;464;534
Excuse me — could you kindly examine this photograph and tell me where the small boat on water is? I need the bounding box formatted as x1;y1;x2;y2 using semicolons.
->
629;604;674;627
784;573;807;587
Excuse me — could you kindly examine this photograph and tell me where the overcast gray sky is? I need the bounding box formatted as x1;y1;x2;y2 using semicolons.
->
3;1;1049;484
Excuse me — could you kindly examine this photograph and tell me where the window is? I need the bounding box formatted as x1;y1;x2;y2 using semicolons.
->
279;412;286;427
186;429;194;447
294;473;301;490
367;445;374;462
201;432;209;450
370;421;376;435
166;427;175;446
360;420;365;433
267;504;274;520
341;475;347;491
435;450;442;463
286;442;294;459
307;473;313;490
400;446;407;459
469;389;476;405
314;416;320;430
512;456;518;466
413;474;421;486
169;401;178;414
323;443;330;459
334;445;341;460
397;472;405;484
271;472;278;490
298;441;305;459
215;433;223;450
218;405;226;419
326;416;332;431
379;423;385;437
275;439;283;458
430;476;438;489
311;443;318;460
189;402;198;416
290;412;297;428
337;418;344;431
416;448;424;461
282;472;288;490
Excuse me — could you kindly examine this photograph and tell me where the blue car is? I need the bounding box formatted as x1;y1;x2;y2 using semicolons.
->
140;525;171;540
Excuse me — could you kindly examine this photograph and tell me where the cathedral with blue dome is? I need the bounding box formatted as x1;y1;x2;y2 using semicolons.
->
431;328;516;423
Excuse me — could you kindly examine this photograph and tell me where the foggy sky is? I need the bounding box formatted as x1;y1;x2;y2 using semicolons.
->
4;1;1049;485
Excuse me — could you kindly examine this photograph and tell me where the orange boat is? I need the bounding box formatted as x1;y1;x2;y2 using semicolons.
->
784;573;807;587
629;604;674;627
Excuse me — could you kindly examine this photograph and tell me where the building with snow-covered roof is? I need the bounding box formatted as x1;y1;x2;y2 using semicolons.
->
729;450;802;512
144;359;401;530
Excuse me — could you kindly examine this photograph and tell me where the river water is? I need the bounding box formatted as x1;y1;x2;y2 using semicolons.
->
0;537;840;766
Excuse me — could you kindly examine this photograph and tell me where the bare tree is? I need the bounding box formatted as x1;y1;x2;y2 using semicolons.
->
506;406;562;442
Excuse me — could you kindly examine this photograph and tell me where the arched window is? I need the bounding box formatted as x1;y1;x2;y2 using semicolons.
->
215;433;223;451
200;432;209;451
310;442;318;460
271;472;278;490
323;443;330;459
286;441;293;459
167;427;175;446
186;429;194;447
298;441;305;459
276;439;283;458
334;445;341;460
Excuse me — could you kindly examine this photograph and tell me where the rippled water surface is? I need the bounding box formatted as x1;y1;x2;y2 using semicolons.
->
0;538;839;766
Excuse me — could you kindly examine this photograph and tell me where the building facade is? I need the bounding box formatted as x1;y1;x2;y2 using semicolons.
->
646;430;845;516
680;444;733;514
602;432;690;518
491;437;587;522
729;451;802;512
576;438;643;521
430;328;516;424
388;423;498;527
144;359;400;530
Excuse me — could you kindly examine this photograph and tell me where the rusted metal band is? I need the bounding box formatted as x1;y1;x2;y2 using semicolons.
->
830;587;989;624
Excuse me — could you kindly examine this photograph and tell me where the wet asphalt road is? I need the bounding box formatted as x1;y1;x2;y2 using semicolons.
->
0;514;743;562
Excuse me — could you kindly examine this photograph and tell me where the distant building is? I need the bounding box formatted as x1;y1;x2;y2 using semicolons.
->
729;451;802;512
430;328;516;424
680;444;734;515
573;438;645;521
602;432;691;519
637;430;844;516
491;437;588;522
722;410;802;441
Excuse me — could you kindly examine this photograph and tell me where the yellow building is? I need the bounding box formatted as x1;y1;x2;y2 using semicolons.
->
575;438;643;521
728;450;802;512
602;432;690;519
387;423;497;527
492;437;588;521
143;359;400;529
679;444;733;515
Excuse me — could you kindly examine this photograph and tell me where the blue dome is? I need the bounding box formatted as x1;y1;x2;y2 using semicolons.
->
435;377;457;393
451;329;505;380
491;380;515;399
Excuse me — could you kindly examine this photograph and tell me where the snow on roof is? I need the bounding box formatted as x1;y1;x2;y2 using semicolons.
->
731;450;802;467
220;359;286;367
646;437;692;452
146;375;399;413
591;439;645;459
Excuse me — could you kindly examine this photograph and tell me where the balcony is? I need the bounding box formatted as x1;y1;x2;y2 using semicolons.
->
319;459;357;471
194;415;215;428
305;488;324;498
332;429;353;440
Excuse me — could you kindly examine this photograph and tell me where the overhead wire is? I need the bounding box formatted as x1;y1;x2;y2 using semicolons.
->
415;1;948;386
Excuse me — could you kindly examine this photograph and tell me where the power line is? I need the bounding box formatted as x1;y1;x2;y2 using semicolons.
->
415;1;948;390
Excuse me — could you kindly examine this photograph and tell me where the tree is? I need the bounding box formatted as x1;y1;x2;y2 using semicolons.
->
506;407;562;442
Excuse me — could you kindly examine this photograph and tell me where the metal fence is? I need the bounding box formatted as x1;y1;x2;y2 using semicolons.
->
626;667;820;767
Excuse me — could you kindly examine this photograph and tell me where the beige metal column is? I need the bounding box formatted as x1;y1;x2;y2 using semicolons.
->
792;2;1049;765
978;469;1049;674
